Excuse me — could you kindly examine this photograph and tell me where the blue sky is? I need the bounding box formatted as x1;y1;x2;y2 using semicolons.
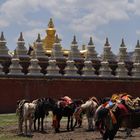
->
0;0;140;55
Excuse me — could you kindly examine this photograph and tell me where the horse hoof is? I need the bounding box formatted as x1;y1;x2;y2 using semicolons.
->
55;129;60;133
17;132;24;136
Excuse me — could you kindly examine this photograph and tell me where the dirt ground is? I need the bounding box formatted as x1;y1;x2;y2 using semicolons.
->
1;116;140;140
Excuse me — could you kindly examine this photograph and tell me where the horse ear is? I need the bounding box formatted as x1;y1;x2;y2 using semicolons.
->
17;100;21;105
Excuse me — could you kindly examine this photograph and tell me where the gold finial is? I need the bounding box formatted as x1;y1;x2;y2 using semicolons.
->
36;33;41;42
88;37;94;45
48;18;54;28
55;34;60;43
136;40;140;48
104;37;110;46
18;32;24;41
120;38;125;47
0;32;5;41
72;35;77;44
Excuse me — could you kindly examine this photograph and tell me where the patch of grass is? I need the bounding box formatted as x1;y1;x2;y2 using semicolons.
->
0;113;68;140
0;113;17;127
0;113;32;140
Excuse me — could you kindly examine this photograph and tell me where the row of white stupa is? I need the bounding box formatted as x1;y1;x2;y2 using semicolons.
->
0;32;140;78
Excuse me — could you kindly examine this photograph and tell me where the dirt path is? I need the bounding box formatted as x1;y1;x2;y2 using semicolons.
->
1;117;140;140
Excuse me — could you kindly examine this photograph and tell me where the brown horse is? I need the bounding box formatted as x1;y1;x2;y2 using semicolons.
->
95;101;140;140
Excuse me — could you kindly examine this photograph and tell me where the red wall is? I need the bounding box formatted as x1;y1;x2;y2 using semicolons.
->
0;77;140;113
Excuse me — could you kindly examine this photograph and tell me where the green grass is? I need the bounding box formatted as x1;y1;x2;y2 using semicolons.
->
0;113;31;140
0;113;18;127
0;113;68;140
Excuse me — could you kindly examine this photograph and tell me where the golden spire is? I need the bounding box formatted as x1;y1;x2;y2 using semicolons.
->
43;18;56;50
48;18;54;28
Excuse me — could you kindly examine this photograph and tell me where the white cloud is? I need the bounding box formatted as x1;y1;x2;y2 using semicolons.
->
0;19;9;28
0;0;133;29
136;30;140;35
1;0;140;52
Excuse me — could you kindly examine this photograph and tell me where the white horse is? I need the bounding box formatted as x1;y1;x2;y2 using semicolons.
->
75;97;98;131
16;100;36;136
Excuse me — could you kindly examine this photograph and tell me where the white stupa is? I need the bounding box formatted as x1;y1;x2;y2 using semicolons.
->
51;34;63;59
132;40;140;63
64;60;79;76
46;59;61;76
82;60;97;77
99;61;112;77
102;38;114;62
132;62;140;78
27;50;43;76
116;62;128;78
0;32;10;57
85;37;98;61
35;34;48;59
68;36;81;60
8;52;24;75
117;39;128;62
15;32;29;58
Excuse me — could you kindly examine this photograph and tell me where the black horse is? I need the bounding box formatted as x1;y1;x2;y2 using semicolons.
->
95;102;140;140
33;97;56;132
52;99;81;133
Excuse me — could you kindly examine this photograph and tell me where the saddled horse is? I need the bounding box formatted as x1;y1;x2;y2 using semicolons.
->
32;97;56;132
95;100;140;140
52;96;79;132
74;96;99;131
16;99;36;136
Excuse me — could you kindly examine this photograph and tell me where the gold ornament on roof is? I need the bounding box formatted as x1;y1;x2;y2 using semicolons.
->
43;18;56;50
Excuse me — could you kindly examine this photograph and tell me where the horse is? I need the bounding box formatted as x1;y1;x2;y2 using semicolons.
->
16;99;36;136
52;96;79;133
32;97;56;132
95;99;140;140
72;99;84;128
75;97;99;131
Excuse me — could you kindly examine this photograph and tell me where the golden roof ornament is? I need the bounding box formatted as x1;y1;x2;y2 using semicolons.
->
48;18;54;28
72;35;77;44
0;32;5;41
104;37;110;46
43;18;56;50
120;38;125;47
18;32;24;41
88;37;94;45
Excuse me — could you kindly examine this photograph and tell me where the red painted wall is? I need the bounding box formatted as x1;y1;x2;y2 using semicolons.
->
0;77;140;113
